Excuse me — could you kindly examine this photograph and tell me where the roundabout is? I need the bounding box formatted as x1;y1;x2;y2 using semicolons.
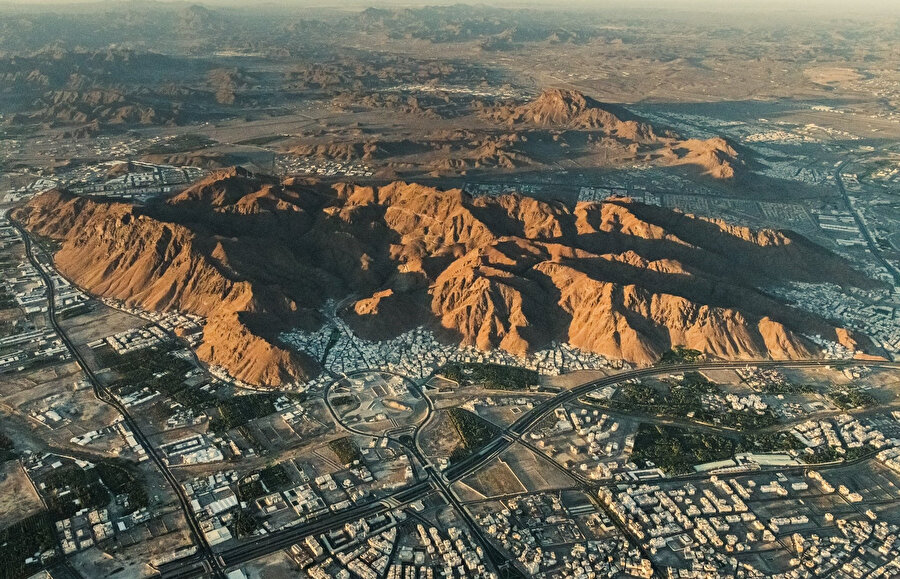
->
326;370;429;435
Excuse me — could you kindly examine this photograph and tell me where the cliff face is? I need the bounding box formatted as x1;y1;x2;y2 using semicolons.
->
486;88;660;142
485;89;742;178
14;186;315;387
14;171;880;386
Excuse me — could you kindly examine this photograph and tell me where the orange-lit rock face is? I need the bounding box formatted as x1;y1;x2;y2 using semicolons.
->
484;89;741;178
14;169;879;386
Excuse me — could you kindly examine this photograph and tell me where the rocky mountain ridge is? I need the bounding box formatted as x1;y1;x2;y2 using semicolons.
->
13;170;878;386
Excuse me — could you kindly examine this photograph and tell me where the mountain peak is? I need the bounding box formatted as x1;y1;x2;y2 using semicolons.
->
13;174;878;386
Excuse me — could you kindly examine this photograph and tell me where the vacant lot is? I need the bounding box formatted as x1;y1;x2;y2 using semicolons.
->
0;460;43;529
462;458;526;497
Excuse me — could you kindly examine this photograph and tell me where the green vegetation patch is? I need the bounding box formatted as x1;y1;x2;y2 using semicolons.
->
94;459;148;514
755;382;817;395
632;423;735;475
0;433;15;463
139;133;215;155
237;463;294;502
0;288;16;310
258;463;291;491
592;372;778;430
802;444;875;464
659;345;703;365
329;437;363;466
330;394;356;408
98;345;214;411
445;407;500;463
236;479;266;502
737;432;805;453
616;382;659;406
208;393;282;432
0;511;57;579
440;363;539;391
100;344;305;432
40;466;110;519
826;385;876;410
232;509;258;538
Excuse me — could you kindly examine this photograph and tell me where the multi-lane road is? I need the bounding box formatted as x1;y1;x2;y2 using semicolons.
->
834;160;900;285
10;221;224;579
10;215;900;579
164;358;898;578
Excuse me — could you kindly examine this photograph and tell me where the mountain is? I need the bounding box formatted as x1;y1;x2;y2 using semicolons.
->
13;170;879;387
484;89;741;178
486;88;660;141
14;184;318;386
28;89;179;127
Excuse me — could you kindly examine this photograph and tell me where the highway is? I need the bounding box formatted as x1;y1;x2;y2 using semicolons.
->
322;371;523;577
446;358;899;482
12;213;900;578
834;161;900;285
10;221;224;579
161;357;898;577
191;482;435;576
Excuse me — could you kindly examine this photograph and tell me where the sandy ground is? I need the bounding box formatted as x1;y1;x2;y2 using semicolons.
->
499;445;575;492
60;304;144;349
70;526;192;579
0;459;43;529
544;369;613;391
803;67;864;85
462;458;527;498
234;550;298;578
60;305;146;371
452;480;488;502
417;410;460;459
0;359;123;456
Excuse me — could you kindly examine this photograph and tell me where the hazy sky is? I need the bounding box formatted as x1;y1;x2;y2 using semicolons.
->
0;0;895;6
1;0;898;17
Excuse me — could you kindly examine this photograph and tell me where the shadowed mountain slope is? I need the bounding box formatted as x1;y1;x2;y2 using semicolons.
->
13;169;879;386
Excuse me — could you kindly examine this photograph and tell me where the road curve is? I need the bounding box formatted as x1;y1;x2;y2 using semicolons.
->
10;221;223;579
173;358;899;577
15;213;896;578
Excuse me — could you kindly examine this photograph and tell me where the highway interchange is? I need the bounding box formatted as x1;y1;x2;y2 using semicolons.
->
164;359;900;578
10;220;226;579
9;218;900;579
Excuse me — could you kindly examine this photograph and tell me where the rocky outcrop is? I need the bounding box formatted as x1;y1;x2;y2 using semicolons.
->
486;88;660;142
484;88;741;178
30;89;178;126
14;172;880;386
12;184;314;387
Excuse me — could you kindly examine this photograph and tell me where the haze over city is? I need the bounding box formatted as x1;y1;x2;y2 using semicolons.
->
0;1;898;578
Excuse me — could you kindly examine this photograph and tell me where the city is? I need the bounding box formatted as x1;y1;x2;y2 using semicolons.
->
0;2;899;579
